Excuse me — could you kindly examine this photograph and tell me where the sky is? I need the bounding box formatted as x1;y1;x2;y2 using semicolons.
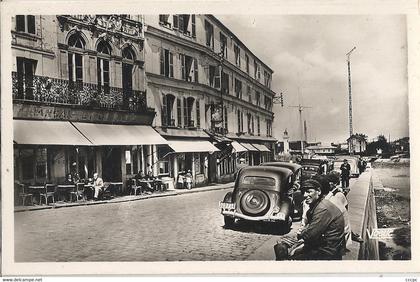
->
217;15;409;144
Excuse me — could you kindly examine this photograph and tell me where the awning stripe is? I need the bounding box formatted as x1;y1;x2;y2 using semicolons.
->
239;142;259;152
168;140;220;153
72;122;168;146
13;120;92;146
251;143;271;152
231;141;248;153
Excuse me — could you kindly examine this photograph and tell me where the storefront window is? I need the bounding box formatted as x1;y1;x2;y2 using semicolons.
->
157;146;171;175
125;150;132;175
36;148;47;179
21;149;35;180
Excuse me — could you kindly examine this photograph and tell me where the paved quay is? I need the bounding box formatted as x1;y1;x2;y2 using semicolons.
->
14;182;234;212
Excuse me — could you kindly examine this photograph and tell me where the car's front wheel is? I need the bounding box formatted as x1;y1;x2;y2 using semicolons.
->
224;216;235;228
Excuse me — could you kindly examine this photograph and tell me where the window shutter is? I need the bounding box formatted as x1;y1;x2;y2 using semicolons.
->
177;98;182;127
180;54;185;80
179;15;184;32
214;66;220;88
183;97;188;127
193;58;198;82
169;52;174;77
196;100;200;128
160;49;164;75
162;94;168;126
173;15;179;29
27;15;35;34
16;15;25;32
68;53;74;83
191;15;196;37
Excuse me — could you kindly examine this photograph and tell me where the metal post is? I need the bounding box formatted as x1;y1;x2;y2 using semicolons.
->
346;47;356;138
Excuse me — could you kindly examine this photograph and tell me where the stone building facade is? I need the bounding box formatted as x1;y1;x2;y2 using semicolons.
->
12;14;277;193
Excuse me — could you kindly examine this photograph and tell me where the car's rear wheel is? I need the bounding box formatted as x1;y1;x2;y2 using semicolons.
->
240;189;270;216
224;216;235;228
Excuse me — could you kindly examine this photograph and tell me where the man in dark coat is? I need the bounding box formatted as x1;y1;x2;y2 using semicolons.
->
293;179;345;260
340;159;351;189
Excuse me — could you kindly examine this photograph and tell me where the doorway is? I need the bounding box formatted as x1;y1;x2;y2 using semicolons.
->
102;147;122;182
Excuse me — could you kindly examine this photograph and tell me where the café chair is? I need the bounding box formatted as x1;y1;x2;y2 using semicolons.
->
70;183;86;202
18;183;33;206
102;182;112;200
40;183;56;205
130;179;143;195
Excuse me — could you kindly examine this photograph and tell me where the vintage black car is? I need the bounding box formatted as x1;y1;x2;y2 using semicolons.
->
260;161;304;219
219;166;296;230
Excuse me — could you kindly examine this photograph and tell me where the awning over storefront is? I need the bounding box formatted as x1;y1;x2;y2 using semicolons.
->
231;141;248;153
14;119;92;145
252;143;271;152
71;122;168;146
168;140;220;153
239;142;259;152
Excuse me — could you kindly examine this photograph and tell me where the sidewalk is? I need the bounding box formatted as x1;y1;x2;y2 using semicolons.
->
15;182;234;212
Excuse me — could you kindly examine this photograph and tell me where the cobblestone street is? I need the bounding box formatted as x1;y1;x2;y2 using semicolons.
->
15;188;296;262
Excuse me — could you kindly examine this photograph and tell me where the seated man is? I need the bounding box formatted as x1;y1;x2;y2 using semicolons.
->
93;172;104;200
293;179;345;260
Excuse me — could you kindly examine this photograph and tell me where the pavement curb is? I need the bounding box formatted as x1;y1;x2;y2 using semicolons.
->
15;182;234;213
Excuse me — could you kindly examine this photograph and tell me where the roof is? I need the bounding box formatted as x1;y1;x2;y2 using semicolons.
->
260;162;301;173
306;145;336;150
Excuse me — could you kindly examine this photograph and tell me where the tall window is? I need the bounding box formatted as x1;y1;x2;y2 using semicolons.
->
266;119;272;136
196;100;201;128
254;60;261;80
245;54;250;74
221;72;229;95
122;47;136;107
68;33;85;89
177;98;182;127
247;113;251;134
180;54;198;82
257;116;260;136
255;91;261;106
160;48;174;78
237;110;243;133
191;15;196;37
16;57;37;100
234;45;241;67
224;106;228;132
208;65;220;88
205;20;214;49
97;41;111;94
159;15;171;27
162;94;175;127
184;97;195;128
264;70;271;88
247;85;252;103
234;79;242;99
220;32;227;58
16;15;35;34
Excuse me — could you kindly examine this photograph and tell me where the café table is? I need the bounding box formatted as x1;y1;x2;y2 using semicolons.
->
27;185;44;204
84;183;94;200
56;184;76;202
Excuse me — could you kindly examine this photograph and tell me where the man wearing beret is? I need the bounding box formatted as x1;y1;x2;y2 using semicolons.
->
293;179;345;260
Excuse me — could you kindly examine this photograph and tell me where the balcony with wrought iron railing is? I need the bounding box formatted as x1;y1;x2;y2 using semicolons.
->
12;72;148;112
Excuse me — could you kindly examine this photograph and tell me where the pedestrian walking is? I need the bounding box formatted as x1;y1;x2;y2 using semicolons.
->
340;159;351;190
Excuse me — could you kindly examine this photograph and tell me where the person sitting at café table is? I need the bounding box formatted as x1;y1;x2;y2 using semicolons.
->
93;172;104;200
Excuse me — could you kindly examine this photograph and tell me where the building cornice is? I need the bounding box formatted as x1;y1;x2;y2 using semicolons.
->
145;25;276;97
12;43;56;58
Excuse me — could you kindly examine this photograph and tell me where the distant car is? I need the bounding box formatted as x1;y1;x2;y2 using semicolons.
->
219;166;295;231
260;161;304;219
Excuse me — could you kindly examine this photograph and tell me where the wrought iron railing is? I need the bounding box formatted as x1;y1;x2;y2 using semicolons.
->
12;72;147;112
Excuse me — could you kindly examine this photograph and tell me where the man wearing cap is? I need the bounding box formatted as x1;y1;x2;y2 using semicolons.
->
340;159;351;190
294;179;345;260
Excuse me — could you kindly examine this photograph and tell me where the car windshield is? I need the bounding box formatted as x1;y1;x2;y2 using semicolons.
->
242;176;276;187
